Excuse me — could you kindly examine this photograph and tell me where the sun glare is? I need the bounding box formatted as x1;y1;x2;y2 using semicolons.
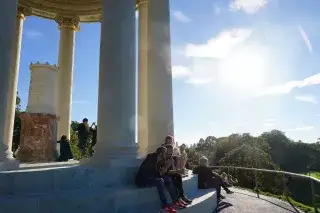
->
218;50;265;91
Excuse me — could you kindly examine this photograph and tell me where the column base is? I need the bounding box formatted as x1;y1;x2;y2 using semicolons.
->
80;144;140;168
78;144;141;187
0;158;20;171
15;113;58;163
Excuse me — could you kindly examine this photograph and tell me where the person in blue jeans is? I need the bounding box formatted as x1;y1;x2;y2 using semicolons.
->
135;146;186;213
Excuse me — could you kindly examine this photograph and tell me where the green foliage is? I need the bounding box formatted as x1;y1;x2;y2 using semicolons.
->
186;130;320;210
69;126;92;160
12;93;22;153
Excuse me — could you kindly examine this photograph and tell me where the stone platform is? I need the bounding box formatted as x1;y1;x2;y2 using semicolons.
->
0;162;217;213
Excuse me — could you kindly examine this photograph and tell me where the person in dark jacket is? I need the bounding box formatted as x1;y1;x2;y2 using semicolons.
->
57;135;74;161
135;146;185;213
192;156;233;201
77;118;90;155
89;122;97;156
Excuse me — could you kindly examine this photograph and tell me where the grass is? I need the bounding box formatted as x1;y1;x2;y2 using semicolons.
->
257;191;316;213
238;186;317;213
310;172;320;180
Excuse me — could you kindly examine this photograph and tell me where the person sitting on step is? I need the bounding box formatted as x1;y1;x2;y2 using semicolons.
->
227;174;238;186
135;146;185;213
57;135;74;162
162;135;182;172
163;144;193;205
192;156;233;202
179;144;188;176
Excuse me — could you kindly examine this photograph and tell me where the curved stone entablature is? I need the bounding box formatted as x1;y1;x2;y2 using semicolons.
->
18;0;143;23
18;0;102;22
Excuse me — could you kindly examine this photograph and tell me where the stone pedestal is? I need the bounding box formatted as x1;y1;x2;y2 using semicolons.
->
15;113;58;162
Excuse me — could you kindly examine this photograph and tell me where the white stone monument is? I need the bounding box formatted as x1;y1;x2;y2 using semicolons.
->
26;62;58;115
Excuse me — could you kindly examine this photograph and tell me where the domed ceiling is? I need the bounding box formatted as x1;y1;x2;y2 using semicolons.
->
18;0;102;22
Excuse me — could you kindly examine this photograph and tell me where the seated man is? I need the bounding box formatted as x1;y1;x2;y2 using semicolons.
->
57;135;74;162
163;144;193;205
162;135;181;170
192;157;233;201
135;146;185;213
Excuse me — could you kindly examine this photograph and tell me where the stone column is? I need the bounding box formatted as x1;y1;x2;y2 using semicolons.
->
0;0;19;169
55;16;79;139
146;0;174;153
88;0;137;166
3;6;32;159
137;0;149;157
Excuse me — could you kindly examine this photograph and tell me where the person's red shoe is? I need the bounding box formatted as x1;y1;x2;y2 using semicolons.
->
172;200;186;209
161;205;177;213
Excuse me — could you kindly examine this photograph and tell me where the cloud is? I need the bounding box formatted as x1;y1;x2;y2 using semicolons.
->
298;25;312;53
25;30;43;38
263;122;276;127
185;28;252;58
229;0;269;14
173;28;253;85
172;10;191;23
258;73;320;96
265;118;276;122
185;78;213;84
236;122;249;127
72;100;91;104
286;126;315;132
295;95;318;104
172;65;192;79
208;122;217;126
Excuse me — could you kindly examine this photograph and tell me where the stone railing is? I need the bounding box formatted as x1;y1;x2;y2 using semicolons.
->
211;166;320;213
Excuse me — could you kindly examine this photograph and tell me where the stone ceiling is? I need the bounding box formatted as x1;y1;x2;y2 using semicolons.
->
18;0;102;22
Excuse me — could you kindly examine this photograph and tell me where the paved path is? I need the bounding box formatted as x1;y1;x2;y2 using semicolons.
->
215;187;303;213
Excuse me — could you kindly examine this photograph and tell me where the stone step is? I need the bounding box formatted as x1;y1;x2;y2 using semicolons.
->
0;186;216;213
0;165;197;197
0;164;217;213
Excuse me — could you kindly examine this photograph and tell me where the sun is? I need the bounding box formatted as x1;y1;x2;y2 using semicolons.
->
218;50;266;91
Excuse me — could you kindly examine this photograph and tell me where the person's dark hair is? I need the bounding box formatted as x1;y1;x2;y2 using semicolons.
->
83;118;88;123
61;135;67;140
164;144;173;150
164;135;174;144
156;146;167;155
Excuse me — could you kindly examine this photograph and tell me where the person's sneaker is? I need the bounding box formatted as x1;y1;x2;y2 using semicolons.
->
227;190;234;194
172;200;186;209
161;205;177;213
178;198;188;206
181;195;193;204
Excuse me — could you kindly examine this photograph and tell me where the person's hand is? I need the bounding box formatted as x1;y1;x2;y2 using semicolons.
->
165;157;174;167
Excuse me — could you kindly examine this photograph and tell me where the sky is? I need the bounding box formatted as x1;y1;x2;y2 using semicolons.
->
17;0;320;145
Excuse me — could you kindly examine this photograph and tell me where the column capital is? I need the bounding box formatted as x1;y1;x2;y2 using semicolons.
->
17;6;32;20
55;16;80;31
136;0;148;9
